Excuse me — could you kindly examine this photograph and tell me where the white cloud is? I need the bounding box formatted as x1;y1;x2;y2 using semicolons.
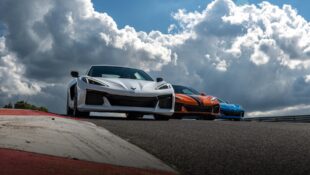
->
304;75;310;83
160;0;310;113
0;0;309;115
247;104;310;117
215;59;228;72
250;47;269;65
168;24;177;33
0;38;41;97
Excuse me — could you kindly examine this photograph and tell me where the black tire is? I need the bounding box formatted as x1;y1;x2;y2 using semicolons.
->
205;115;216;120
172;114;182;119
154;114;170;121
66;94;73;116
73;86;90;118
73;109;90;118
126;113;143;120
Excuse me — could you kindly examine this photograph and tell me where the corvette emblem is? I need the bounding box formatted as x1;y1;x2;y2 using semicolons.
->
131;87;136;90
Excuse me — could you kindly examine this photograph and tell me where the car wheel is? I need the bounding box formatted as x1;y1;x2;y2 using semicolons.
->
73;109;90;118
66;94;73;116
154;114;170;121
172;114;182;119
205;115;216;120
73;86;89;118
126;113;143;120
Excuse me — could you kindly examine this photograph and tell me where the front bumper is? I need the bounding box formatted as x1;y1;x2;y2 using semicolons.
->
76;82;175;116
174;102;220;116
218;110;244;119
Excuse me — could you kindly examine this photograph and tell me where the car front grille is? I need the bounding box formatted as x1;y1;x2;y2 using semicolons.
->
85;89;172;108
175;103;219;113
221;110;244;116
185;105;213;112
107;95;158;108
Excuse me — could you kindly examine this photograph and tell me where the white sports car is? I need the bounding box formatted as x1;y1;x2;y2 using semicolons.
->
67;65;175;120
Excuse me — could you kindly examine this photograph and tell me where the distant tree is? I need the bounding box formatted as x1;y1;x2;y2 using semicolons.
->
3;102;13;109
38;106;48;112
13;101;48;112
14;101;32;110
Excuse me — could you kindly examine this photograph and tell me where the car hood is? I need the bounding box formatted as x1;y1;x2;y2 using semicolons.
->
220;103;243;111
175;94;219;106
86;77;166;92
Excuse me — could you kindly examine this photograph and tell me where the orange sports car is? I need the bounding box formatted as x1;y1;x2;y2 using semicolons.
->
172;85;220;120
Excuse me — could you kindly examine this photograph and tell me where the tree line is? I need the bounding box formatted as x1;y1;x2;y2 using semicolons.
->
3;101;48;112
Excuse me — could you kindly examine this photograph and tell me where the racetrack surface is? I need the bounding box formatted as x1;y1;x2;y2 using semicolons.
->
85;118;310;175
0;109;176;175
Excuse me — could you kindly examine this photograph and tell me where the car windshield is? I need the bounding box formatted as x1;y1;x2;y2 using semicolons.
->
88;66;154;81
217;98;226;103
173;85;200;95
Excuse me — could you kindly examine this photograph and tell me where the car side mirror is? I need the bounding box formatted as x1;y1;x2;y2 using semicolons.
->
156;77;163;82
200;92;206;96
71;71;79;78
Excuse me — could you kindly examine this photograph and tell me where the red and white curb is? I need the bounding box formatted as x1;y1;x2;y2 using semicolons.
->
0;109;177;175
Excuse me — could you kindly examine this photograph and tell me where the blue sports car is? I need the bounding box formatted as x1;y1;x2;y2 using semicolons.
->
217;98;245;121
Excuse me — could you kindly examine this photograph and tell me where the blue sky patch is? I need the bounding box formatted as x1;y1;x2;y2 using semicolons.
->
92;0;309;33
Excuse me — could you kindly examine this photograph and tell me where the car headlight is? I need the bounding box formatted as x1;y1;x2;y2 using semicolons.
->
211;97;217;101
156;84;171;90
81;77;109;87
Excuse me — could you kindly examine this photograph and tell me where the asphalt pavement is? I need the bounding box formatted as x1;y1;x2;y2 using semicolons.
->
0;109;176;175
85;117;310;175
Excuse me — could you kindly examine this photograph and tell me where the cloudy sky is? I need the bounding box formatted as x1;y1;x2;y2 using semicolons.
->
0;0;309;117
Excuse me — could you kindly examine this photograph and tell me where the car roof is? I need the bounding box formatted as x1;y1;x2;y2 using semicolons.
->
86;65;145;75
89;64;141;70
